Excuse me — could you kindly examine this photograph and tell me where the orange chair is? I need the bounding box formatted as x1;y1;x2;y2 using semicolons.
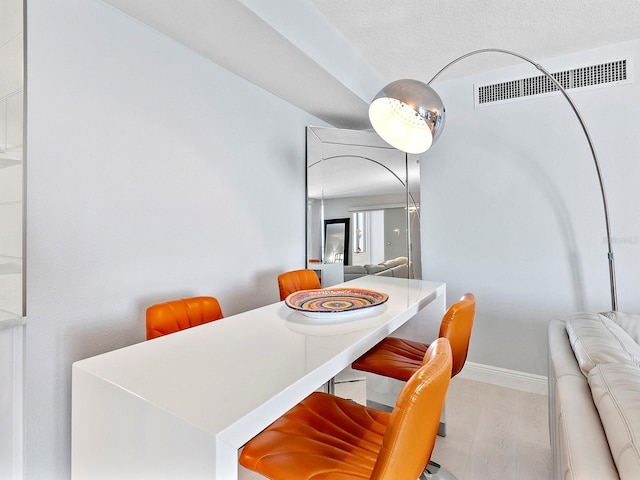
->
353;293;475;383
352;293;474;478
145;296;224;340
239;338;452;480
277;269;321;301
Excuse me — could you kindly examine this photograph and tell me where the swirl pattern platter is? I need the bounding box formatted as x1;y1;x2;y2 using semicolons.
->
285;288;389;319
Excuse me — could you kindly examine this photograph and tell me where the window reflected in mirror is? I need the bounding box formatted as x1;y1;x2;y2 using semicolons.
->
353;211;366;254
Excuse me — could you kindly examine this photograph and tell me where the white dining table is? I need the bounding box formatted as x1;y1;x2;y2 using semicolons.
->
72;275;445;479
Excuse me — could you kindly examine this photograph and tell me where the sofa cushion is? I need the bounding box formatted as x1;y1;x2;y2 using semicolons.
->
343;265;367;275
566;312;640;376
364;264;387;274
389;264;409;278
381;257;407;268
588;363;640;480
603;312;640;345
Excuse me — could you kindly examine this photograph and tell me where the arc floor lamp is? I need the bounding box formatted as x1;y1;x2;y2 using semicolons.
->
369;48;618;311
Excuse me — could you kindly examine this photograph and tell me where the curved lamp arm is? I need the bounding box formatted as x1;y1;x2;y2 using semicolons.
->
371;48;618;310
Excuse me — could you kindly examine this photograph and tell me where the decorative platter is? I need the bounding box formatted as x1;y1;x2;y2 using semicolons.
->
285;288;389;319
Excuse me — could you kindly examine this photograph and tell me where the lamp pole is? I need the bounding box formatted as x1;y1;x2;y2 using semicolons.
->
426;48;618;311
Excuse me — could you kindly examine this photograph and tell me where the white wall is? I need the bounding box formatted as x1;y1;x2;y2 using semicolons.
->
423;40;640;376
21;1;640;476
25;0;325;477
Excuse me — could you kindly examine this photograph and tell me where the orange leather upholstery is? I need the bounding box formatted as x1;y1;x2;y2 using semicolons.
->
145;296;223;340
352;293;475;381
277;269;321;301
239;338;452;480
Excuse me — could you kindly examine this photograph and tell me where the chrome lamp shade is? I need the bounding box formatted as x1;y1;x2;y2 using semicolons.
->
368;79;446;154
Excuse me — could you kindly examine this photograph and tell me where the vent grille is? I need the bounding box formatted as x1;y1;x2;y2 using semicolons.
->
476;59;630;107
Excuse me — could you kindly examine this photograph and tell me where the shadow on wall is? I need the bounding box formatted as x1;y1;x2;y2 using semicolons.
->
224;269;284;312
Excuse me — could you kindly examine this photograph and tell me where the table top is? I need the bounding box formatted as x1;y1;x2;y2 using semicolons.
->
73;276;445;448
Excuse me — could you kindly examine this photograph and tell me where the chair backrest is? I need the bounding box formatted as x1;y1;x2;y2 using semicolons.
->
371;338;452;480
145;296;223;340
439;293;476;377
277;269;321;301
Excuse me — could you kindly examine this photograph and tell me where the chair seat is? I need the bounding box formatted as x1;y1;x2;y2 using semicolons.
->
240;338;452;480
352;336;429;382
240;391;390;479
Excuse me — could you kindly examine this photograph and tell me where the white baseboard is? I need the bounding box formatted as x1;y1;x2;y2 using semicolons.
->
456;361;548;395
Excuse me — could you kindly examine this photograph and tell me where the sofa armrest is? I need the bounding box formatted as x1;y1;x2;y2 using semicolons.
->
548;319;618;479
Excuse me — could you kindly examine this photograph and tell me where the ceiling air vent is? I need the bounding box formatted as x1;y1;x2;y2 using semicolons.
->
475;59;631;107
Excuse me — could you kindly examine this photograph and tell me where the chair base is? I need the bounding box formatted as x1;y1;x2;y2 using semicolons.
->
421;460;458;480
325;377;335;395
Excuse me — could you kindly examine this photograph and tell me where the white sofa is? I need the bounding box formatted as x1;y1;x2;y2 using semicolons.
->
342;257;409;281
548;312;640;479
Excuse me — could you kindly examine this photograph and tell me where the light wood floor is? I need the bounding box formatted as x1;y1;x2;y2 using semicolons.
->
431;377;551;480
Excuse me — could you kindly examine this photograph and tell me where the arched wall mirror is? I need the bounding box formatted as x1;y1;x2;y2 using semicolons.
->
306;126;421;287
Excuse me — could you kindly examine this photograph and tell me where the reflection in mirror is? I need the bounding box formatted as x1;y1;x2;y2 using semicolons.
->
324;218;350;264
306;126;421;286
353;212;365;254
0;0;25;322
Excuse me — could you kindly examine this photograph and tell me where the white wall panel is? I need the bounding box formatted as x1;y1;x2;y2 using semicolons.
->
25;0;325;477
0;327;23;480
0;0;21;46
5;92;22;148
0;35;22;99
0;161;21;203
0;0;24;474
0;205;21;259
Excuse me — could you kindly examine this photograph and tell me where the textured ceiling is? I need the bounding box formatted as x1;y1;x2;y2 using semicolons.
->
311;0;640;83
102;0;639;129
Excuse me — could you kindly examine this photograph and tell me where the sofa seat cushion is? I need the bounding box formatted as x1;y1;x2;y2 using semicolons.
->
343;265;367;275
589;363;640;480
346;257;409;280
566;312;640;376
